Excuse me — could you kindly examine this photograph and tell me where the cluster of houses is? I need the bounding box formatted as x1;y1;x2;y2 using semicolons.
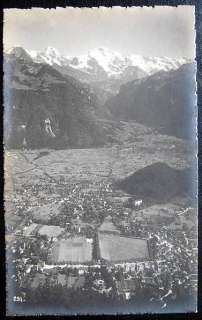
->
11;216;153;301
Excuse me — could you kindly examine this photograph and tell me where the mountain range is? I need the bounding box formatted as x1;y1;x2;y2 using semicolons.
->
26;46;189;77
4;46;195;148
6;46;190;98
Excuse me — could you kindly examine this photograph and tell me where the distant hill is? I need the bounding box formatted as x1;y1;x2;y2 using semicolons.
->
106;63;196;139
4;47;106;149
115;162;195;204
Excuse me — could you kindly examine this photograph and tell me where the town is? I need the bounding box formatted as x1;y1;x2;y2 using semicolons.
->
6;151;197;313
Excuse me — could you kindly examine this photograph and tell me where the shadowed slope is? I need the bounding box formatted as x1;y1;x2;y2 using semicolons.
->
115;162;195;204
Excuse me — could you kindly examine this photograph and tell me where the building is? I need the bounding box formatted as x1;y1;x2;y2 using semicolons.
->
30;273;46;289
115;278;137;299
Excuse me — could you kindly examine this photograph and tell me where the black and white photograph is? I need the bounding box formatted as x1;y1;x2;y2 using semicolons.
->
4;5;198;315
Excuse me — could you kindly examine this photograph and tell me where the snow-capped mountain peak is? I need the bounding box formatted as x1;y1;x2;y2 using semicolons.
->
28;50;38;59
66;48;190;78
5;46;33;62
45;46;60;57
6;45;191;80
129;54;190;74
28;46;67;66
88;47;124;61
66;47;128;77
89;47;126;75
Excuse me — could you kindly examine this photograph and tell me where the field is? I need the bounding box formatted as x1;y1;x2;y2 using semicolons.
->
98;234;149;262
50;237;93;263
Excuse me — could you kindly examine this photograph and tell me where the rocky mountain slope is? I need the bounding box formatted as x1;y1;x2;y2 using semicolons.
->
105;63;196;139
4;47;106;149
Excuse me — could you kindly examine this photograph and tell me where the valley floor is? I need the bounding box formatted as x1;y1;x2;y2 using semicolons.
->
4;123;197;314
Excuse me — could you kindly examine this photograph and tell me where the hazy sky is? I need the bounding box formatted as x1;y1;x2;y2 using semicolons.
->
4;6;195;58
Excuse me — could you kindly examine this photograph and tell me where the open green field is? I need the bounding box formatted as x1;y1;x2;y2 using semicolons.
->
50;237;93;263
98;233;149;262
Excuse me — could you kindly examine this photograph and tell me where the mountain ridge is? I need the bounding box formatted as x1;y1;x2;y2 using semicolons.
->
105;62;196;139
6;46;190;80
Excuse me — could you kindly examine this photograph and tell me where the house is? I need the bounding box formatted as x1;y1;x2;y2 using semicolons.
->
30;273;46;289
115;278;137;299
57;273;67;286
